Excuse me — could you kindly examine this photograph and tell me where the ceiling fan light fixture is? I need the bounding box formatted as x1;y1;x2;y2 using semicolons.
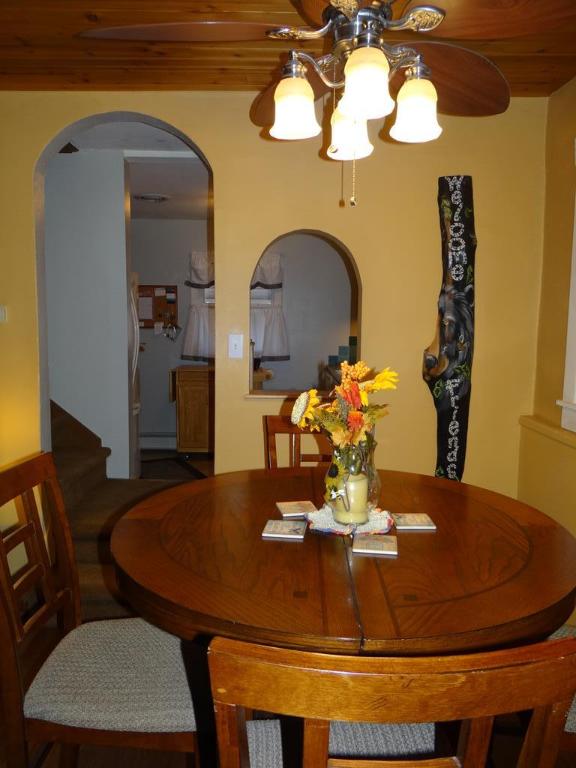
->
270;74;321;140
338;46;394;121
390;75;442;143
327;106;374;161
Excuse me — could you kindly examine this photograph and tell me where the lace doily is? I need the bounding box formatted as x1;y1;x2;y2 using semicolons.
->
307;504;393;536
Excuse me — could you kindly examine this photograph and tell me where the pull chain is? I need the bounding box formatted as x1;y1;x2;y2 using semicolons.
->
331;59;358;208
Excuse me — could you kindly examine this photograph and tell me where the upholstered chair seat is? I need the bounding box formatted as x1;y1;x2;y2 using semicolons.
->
24;618;196;732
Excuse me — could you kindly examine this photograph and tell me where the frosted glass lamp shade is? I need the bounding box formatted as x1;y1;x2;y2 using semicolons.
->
270;76;321;140
339;47;394;121
389;77;443;143
327;107;374;161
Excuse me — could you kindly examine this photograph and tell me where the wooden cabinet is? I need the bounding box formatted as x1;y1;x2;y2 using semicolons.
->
171;366;214;453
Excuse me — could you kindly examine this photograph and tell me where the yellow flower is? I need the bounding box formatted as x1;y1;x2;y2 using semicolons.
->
329;426;349;447
291;388;320;428
340;360;371;384
361;367;399;393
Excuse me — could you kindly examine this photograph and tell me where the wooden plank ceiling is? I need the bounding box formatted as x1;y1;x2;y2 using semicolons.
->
0;1;575;96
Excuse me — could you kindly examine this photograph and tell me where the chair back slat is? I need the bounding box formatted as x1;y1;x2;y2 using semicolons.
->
13;563;45;600
0;453;80;648
20;486;58;603
4;522;35;553
21;592;69;639
263;415;331;469
209;636;576;768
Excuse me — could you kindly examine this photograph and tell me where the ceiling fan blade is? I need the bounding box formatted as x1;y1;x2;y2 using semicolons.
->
80;21;279;43
250;64;331;127
401;0;576;39
389;42;510;116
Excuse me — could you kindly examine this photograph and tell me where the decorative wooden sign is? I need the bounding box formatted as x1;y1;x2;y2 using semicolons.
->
423;176;476;481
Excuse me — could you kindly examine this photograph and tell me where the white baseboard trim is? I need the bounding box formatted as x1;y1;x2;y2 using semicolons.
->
140;435;177;450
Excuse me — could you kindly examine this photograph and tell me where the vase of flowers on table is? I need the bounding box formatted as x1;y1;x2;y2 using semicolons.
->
291;361;399;525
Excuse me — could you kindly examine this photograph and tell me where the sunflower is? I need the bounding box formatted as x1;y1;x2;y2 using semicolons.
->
291;388;320;429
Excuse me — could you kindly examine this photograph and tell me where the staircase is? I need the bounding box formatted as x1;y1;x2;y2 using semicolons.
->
50;402;175;620
51;401;111;509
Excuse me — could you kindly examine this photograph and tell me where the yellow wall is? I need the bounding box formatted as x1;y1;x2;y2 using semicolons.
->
0;92;547;498
518;76;576;539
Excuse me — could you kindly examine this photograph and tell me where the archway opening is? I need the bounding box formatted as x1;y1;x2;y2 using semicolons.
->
249;230;361;394
35;112;214;479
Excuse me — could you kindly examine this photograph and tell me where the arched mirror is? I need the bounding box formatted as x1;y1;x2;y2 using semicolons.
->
249;231;360;394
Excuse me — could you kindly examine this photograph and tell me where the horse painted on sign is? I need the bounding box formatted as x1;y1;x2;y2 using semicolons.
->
423;176;476;481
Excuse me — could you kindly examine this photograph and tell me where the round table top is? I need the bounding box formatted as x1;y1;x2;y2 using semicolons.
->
111;468;576;655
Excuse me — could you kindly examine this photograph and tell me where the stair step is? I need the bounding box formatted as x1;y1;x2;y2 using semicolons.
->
78;563;133;621
51;400;104;451
68;478;178;619
49;402;181;621
69;478;176;540
54;447;111;509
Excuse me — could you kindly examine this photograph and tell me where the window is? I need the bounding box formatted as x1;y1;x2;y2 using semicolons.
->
557;188;576;431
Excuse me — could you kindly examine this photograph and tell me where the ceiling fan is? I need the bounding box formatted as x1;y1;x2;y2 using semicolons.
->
81;1;575;144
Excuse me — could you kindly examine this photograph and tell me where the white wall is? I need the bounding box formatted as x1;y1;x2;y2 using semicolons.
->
131;218;208;447
260;234;353;391
44;151;130;477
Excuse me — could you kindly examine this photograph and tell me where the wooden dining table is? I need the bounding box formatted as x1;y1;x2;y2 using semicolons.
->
111;467;576;656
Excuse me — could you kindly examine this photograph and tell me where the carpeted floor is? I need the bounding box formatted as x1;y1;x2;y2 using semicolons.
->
139;450;214;481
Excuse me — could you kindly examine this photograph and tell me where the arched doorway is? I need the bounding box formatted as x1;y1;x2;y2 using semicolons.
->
249;230;361;393
35;112;213;478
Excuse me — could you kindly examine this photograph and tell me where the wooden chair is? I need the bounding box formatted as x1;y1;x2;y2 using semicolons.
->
263;415;332;469
0;452;197;768
208;635;576;768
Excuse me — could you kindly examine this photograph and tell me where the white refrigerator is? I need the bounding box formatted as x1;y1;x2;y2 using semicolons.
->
128;271;141;478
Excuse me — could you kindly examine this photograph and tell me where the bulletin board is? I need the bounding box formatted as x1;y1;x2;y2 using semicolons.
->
137;285;178;329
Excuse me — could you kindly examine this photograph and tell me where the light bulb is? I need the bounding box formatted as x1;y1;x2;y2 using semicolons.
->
338;47;394;121
390;77;443;143
327;106;374;161
270;76;321;140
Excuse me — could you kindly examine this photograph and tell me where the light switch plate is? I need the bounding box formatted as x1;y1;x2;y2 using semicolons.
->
228;333;243;359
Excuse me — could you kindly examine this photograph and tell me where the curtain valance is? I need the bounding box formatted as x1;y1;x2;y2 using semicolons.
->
181;251;215;361
188;250;214;288
251;252;282;289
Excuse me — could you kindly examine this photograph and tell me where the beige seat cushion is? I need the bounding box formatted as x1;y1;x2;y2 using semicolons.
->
245;720;435;768
24;618;195;732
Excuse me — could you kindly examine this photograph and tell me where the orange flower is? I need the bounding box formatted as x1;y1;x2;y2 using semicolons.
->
347;410;364;431
337;380;362;410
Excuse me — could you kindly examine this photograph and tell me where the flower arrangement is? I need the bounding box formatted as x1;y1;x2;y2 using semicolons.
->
291;361;399;447
291;361;399;519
